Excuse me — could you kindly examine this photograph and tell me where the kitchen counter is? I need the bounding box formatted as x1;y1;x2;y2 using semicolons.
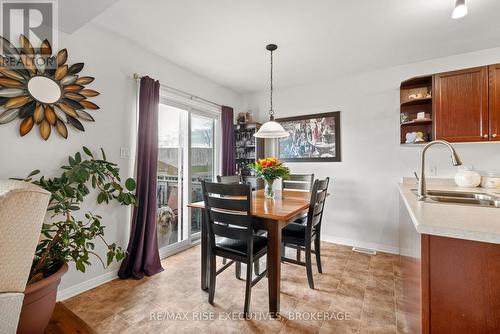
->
399;178;500;244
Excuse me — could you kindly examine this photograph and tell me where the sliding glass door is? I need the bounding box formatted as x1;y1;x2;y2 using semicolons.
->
157;104;186;250
157;102;218;255
190;113;215;240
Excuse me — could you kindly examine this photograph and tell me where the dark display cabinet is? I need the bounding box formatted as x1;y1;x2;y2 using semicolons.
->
234;122;264;189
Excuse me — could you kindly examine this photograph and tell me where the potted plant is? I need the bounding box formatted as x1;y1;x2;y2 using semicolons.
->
248;157;290;199
13;147;137;334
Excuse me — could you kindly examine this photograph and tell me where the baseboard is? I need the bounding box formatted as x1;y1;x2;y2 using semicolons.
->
321;234;399;255
57;270;118;301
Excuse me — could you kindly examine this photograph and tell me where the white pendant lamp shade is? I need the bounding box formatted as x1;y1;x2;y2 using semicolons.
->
452;0;468;19
254;120;289;138
254;43;290;139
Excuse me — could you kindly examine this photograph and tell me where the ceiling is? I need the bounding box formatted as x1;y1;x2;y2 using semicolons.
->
59;0;120;33
85;0;500;93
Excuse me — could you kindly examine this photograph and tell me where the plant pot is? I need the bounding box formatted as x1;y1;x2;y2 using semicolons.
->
17;262;68;334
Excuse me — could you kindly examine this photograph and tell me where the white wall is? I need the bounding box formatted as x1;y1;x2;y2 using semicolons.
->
243;46;500;254
0;23;242;298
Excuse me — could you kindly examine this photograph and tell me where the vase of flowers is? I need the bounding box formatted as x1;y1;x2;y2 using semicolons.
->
248;157;290;199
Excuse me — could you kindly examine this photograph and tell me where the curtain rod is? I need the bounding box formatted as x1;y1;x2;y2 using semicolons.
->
133;73;222;108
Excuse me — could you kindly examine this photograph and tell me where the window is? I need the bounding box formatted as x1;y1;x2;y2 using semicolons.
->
190;113;215;238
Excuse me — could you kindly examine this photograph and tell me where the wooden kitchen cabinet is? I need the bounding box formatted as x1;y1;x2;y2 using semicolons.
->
489;64;500;141
400;234;500;334
433;66;489;142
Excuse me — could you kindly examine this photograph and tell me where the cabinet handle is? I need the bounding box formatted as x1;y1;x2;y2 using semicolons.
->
484;134;489;139
493;134;498;138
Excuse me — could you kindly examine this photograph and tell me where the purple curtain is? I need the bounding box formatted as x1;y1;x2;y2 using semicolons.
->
221;105;236;176
119;76;163;279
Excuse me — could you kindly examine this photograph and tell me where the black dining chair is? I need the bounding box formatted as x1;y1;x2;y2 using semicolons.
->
281;177;329;289
216;175;243;270
217;174;265;278
201;181;268;316
281;173;314;261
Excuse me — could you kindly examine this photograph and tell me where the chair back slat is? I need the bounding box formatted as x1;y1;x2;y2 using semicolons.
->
282;174;314;192
316;190;327;203
206;183;251;197
312;212;322;226
206;196;248;212
306;177;330;229
201;181;254;247
217;175;243;184
209;209;250;227
313;202;323;216
282;181;310;191
212;223;248;240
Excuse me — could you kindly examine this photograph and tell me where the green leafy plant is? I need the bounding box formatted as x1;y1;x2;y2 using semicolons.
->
14;147;137;284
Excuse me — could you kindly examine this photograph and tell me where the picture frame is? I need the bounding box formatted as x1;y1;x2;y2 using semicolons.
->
276;111;341;162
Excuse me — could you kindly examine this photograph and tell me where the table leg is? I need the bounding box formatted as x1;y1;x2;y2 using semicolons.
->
265;219;282;315
200;209;208;291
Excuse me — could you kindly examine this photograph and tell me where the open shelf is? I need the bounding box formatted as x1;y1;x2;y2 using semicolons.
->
400;75;433;89
401;119;432;126
400;142;430;147
401;97;432;108
400;75;433;144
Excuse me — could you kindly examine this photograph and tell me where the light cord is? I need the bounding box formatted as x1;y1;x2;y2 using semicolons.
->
269;49;274;120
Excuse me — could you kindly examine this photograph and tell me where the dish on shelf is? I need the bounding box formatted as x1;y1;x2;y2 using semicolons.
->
400;118;432;126
400;97;432;107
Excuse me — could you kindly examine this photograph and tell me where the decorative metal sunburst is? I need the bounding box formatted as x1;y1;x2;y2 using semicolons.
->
0;34;100;140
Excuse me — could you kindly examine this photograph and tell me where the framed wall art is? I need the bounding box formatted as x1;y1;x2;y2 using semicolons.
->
0;34;99;140
276;111;341;162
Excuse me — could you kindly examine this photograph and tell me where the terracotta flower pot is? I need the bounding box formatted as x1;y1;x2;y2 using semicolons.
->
17;263;68;334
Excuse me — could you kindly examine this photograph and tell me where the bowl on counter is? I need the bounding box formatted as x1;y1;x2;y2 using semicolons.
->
454;167;481;188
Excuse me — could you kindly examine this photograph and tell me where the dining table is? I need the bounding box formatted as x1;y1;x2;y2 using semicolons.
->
187;188;311;315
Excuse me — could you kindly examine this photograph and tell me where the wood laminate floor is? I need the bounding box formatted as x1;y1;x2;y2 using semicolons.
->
63;242;409;333
45;302;97;334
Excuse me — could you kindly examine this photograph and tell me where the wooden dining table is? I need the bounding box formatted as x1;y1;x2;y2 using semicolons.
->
187;188;311;315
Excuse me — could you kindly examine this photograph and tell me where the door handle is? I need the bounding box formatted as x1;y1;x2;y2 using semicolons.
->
483;134;489;139
493;134;498;138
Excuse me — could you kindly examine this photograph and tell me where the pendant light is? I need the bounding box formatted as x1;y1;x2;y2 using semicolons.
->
452;0;468;19
254;44;290;139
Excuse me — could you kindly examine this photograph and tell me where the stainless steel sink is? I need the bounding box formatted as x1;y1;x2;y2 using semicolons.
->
412;189;500;208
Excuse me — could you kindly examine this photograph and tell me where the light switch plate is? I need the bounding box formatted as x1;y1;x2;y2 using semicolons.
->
120;147;130;159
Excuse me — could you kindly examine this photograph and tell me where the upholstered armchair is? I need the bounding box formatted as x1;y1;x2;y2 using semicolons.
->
0;180;50;334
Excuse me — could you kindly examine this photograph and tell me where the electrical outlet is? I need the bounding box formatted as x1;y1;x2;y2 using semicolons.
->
120;147;130;159
429;165;438;176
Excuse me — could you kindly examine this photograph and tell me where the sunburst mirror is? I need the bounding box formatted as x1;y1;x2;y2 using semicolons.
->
0;34;99;140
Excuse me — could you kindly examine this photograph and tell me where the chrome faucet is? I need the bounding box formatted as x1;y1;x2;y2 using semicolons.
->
417;140;462;201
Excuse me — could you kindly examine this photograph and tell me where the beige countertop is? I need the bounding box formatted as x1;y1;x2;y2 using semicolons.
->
398;178;500;244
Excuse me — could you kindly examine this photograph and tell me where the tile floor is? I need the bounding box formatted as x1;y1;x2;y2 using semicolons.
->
64;242;408;333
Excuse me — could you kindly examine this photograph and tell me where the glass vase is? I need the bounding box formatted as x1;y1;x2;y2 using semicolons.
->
264;178;275;199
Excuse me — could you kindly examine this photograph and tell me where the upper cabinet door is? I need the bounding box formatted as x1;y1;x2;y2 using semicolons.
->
434;67;489;142
489;64;500;141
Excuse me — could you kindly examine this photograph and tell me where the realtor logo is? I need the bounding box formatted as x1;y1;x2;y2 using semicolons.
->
0;0;58;51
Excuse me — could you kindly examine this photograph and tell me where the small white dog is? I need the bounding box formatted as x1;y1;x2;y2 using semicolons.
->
157;206;176;237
